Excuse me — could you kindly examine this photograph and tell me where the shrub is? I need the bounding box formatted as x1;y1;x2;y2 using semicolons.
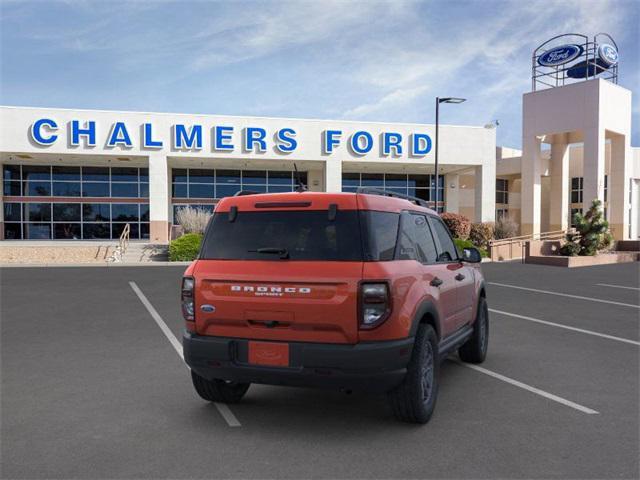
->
560;199;613;256
469;222;495;249
440;213;471;240
453;238;488;258
175;206;212;235
169;233;203;261
494;216;519;239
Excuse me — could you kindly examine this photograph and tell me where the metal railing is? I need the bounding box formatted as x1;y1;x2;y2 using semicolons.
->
489;229;572;262
106;223;131;263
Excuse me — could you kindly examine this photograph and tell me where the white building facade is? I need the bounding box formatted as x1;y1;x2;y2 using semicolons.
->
0;106;496;243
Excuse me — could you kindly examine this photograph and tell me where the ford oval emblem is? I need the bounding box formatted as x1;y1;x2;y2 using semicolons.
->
200;304;215;313
598;44;618;66
538;44;583;67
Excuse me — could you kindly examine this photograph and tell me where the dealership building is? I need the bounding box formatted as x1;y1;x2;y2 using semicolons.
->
0;34;638;245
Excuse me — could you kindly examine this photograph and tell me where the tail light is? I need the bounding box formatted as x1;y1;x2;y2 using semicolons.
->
359;282;391;329
181;276;195;321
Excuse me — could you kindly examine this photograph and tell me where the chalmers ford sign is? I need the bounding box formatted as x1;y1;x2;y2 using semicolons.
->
28;118;434;157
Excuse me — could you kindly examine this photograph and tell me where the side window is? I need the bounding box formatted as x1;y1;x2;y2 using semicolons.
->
428;216;458;262
396;213;438;263
396;213;421;261
413;214;438;263
361;211;400;261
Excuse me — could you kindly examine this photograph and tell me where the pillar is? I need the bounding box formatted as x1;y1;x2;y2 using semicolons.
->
609;134;631;240
521;135;542;236
582;126;605;212
445;173;459;214
324;159;342;193
474;163;495;223
549;134;570;231
148;153;170;244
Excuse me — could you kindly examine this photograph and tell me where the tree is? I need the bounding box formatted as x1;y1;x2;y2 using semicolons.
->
560;199;613;256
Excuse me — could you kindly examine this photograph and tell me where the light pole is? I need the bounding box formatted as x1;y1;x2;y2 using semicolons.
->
435;97;466;210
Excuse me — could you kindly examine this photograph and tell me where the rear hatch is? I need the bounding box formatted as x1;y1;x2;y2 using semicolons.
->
193;194;363;344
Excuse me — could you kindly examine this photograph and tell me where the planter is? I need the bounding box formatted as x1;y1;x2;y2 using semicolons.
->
525;252;639;268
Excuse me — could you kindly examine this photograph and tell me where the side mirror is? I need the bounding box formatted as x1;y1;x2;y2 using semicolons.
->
462;247;482;263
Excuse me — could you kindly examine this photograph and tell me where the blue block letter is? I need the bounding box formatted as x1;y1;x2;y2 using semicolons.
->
214;126;234;151
411;133;432;156
173;124;203;149
350;131;373;155
30;118;58;145
143;123;163;148
107;122;133;147
244;127;267;152
275;128;297;153
323;130;342;154
383;132;403;156
71;120;96;146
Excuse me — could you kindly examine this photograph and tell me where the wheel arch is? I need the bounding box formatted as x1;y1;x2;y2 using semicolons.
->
409;300;441;340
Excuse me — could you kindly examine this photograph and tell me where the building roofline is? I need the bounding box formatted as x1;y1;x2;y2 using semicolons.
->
0;104;490;130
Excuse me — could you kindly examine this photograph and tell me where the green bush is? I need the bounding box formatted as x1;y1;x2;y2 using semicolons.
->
440;213;471;240
469;222;495;249
169;233;203;261
560;199;613;256
454;238;488;258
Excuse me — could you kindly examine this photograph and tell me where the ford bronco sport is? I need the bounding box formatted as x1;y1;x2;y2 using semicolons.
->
182;189;488;423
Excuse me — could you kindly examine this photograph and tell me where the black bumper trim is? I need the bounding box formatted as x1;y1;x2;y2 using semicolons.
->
183;332;414;393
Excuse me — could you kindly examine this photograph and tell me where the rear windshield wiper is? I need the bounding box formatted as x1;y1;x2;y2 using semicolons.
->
248;247;290;259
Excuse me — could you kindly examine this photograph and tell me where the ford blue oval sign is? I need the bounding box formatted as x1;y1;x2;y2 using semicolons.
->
538;44;583;67
598;44;618;66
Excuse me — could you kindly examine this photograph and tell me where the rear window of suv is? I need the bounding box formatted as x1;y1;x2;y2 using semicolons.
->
200;210;363;261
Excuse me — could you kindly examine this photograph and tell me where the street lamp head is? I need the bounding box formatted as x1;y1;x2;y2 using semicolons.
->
438;97;466;104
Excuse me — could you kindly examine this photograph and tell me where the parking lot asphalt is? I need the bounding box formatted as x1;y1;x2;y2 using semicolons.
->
1;261;638;479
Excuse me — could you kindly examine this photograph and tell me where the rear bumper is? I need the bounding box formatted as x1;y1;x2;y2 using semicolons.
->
183;332;413;393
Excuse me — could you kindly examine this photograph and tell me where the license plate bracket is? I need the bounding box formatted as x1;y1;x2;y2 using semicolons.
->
248;341;290;367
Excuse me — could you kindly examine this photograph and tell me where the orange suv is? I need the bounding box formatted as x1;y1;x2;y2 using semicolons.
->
182;189;488;423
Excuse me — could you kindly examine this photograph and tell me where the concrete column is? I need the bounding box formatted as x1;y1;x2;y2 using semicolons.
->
474;163;495;223
324;160;342;193
445;173;459;213
148;153;170;244
609;134;631;240
521;135;542;236
549;135;570;232
582;126;605;211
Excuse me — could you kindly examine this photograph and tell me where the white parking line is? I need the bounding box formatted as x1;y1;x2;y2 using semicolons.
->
596;283;640;291
489;308;640;346
129;281;241;427
453;360;599;415
489;282;640;309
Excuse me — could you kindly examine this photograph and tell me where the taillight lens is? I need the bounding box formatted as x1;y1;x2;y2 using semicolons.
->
360;282;391;329
182;276;195;321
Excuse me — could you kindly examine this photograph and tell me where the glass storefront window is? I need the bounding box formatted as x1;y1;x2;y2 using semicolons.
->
52;166;80;181
82;182;110;197
83;203;110;221
341;172;444;209
3;200;148;240
52;182;81;197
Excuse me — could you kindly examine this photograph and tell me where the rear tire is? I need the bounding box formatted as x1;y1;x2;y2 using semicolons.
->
458;296;489;364
191;371;250;403
387;324;439;424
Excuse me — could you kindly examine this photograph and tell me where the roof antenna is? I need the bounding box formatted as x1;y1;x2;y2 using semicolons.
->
293;163;308;192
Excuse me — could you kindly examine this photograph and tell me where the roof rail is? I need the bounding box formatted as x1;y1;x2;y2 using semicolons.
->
233;190;262;196
356;187;431;208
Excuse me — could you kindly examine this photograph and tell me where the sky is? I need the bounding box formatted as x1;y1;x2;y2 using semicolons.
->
1;0;638;148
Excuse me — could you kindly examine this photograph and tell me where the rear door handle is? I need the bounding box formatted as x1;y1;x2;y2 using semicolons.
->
430;277;443;287
455;273;466;281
